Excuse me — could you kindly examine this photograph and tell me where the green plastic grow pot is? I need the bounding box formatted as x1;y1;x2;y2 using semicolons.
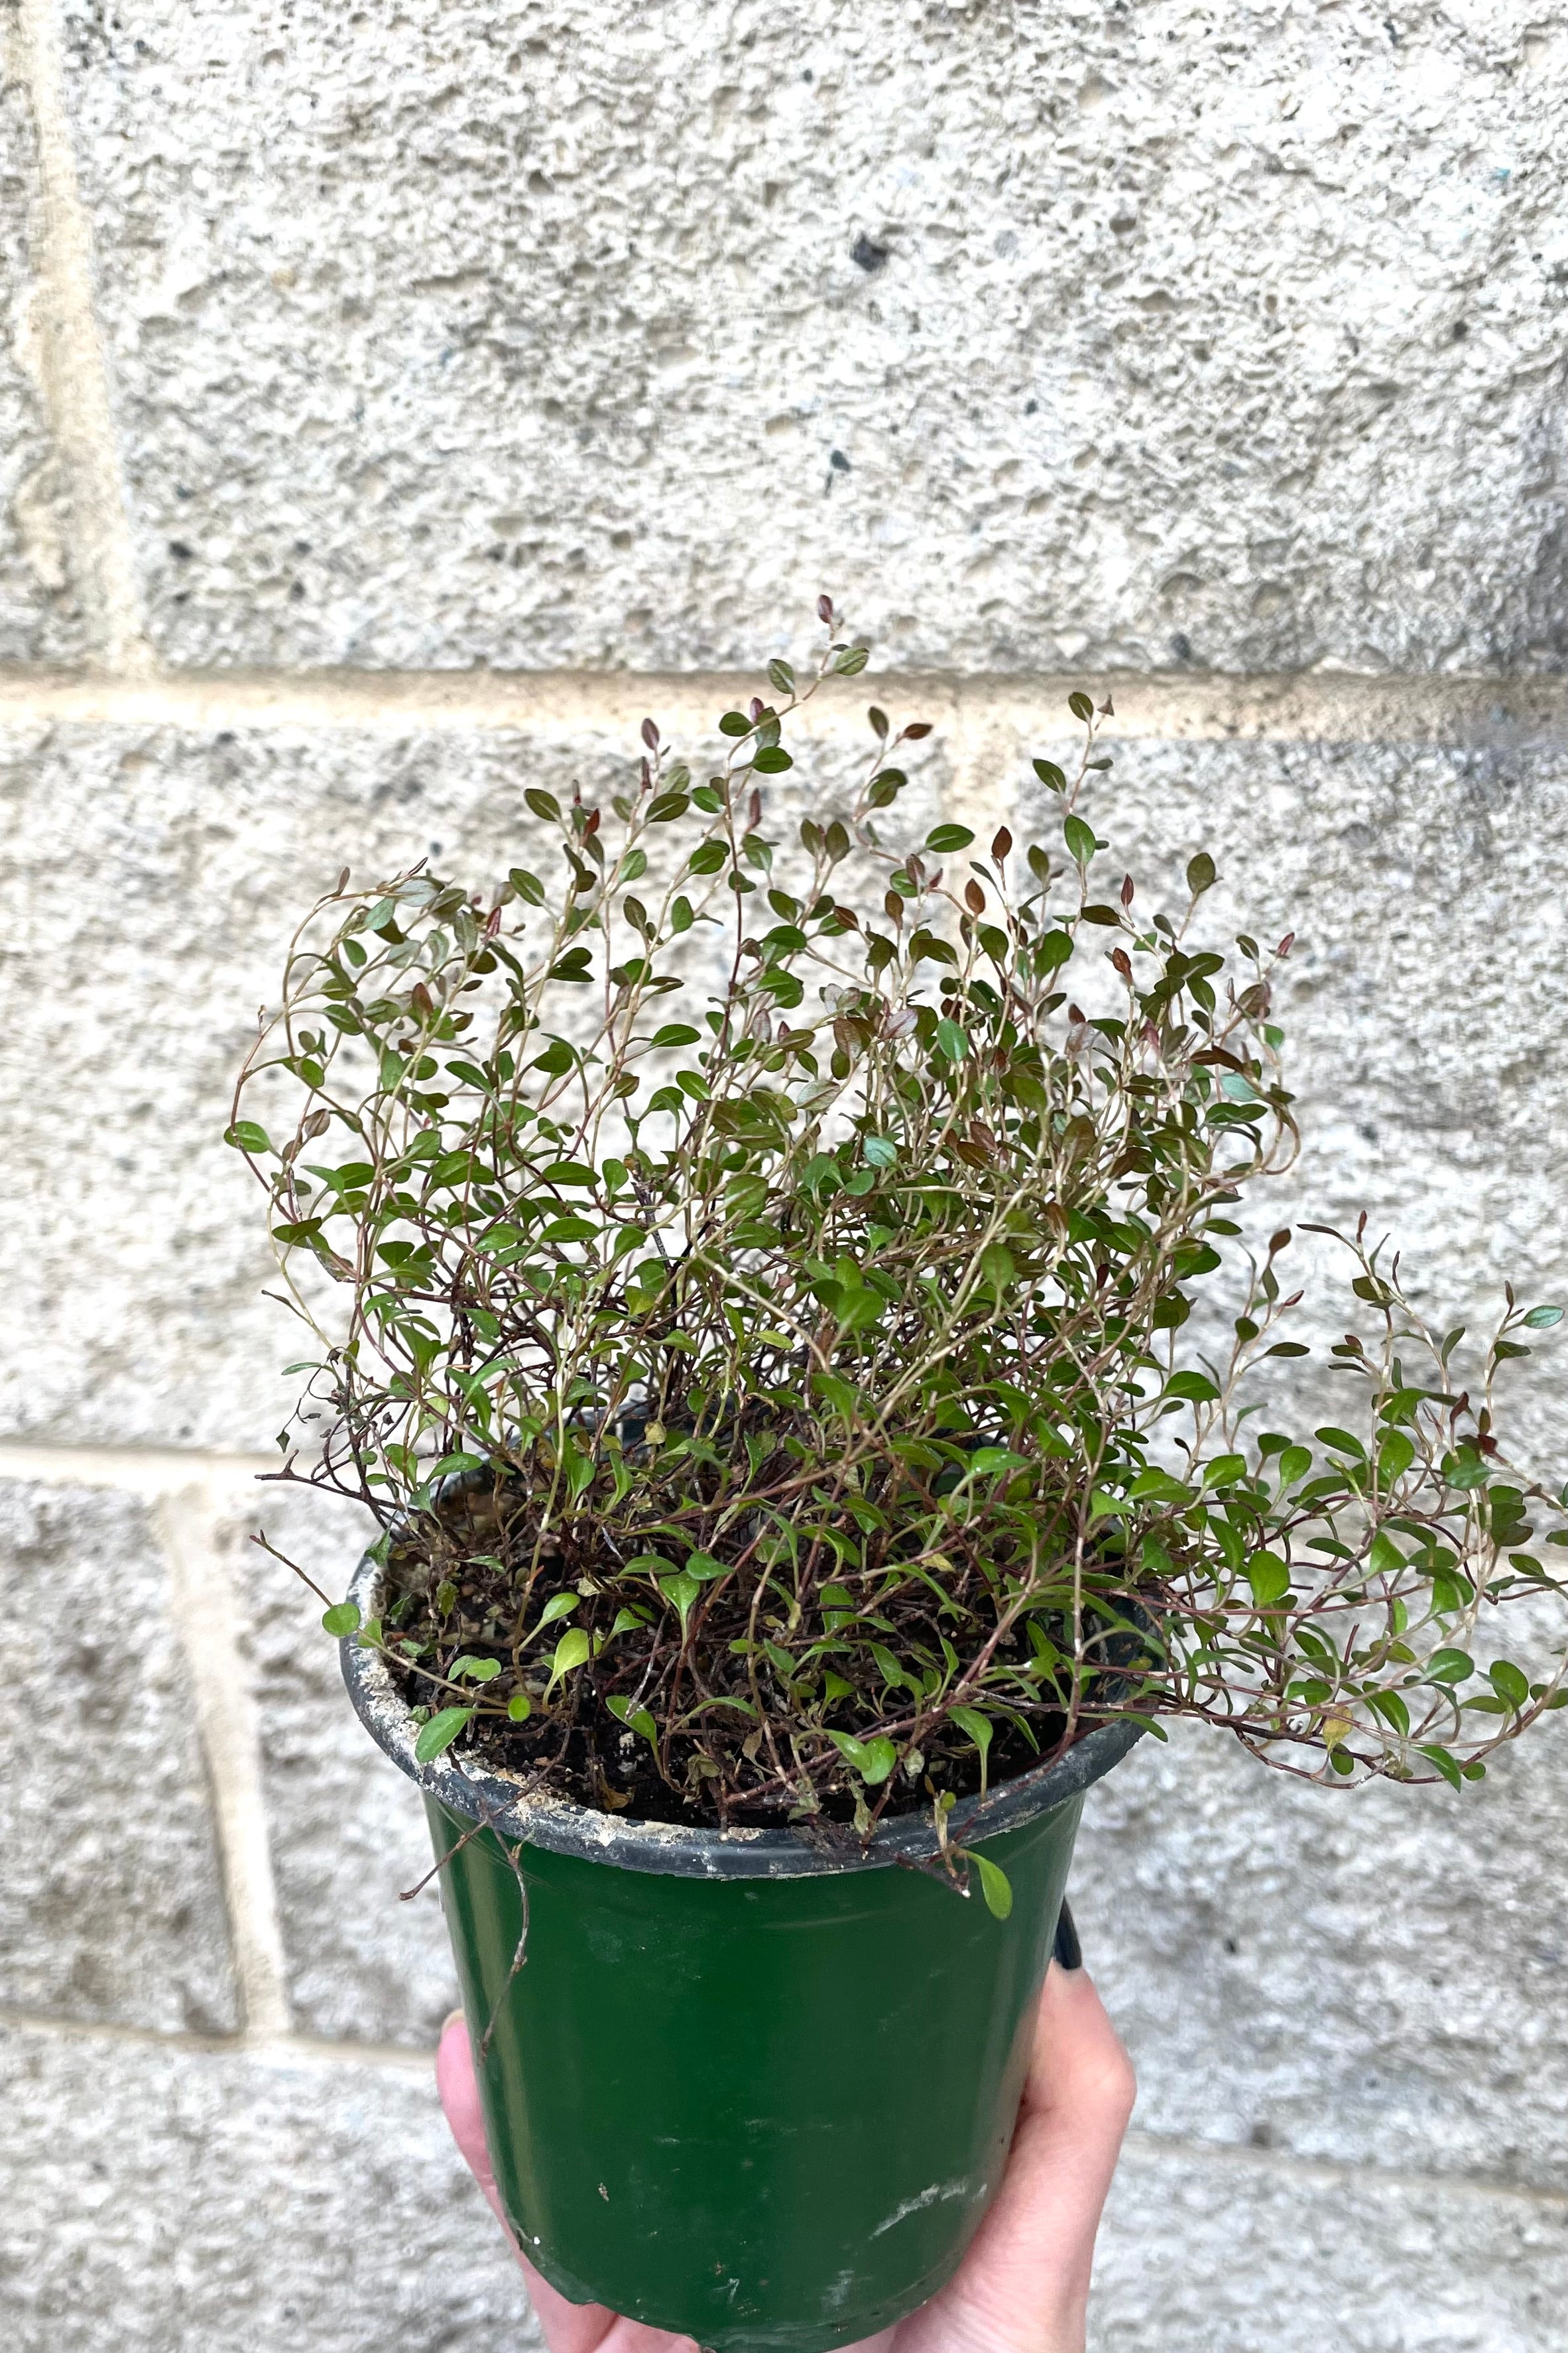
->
342;1547;1142;2353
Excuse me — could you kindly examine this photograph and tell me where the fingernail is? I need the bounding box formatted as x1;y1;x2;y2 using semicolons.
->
440;2007;467;2036
1052;1899;1083;1972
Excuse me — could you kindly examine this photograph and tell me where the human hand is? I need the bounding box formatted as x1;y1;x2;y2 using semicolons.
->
437;1902;1134;2353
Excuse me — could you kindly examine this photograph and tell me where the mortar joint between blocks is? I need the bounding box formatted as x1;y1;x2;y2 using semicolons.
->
15;0;156;677
1;664;1568;743
154;1478;293;2042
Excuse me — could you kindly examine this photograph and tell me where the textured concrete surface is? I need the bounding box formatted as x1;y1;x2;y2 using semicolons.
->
0;20;80;662
56;0;1568;674
0;710;946;1449
0;1478;237;2035
1095;2131;1568;2352
221;1482;458;2047
1073;1712;1568;2194
1;0;1566;2342
0;2021;540;2352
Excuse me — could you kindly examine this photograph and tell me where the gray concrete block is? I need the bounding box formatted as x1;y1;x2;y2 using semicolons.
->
59;1;1568;674
0;1480;237;2033
1072;1709;1568;2196
0;709;947;1448
0;2021;539;2351
1093;2130;1568;2352
0;27;84;663
219;1482;459;2048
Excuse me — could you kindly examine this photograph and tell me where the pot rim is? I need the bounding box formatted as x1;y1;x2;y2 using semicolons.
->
341;1546;1146;1879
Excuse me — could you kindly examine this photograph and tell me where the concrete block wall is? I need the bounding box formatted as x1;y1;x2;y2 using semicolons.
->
2;2;1566;2345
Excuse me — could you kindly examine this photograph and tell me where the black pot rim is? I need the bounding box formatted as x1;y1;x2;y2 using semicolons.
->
341;1547;1146;1880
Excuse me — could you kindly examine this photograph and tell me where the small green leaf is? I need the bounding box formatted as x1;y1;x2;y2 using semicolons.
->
925;824;975;854
225;1121;272;1155
272;1218;325;1246
660;1570;703;1631
863;1134;897;1168
507;1693;532;1722
812;1369;861;1420
1165;1371;1220;1404
415;1706;475;1763
1427;1649;1474;1685
935;1017;968;1062
1367;1531;1405;1579
546;1626;591;1696
1244;1552;1290;1608
524;788;562;822
322;1601;361;1637
948;1705;993;1793
827;1730;897;1784
1063;812;1097;865
973;1854;1014;1919
1444;1448;1490;1491
1367;1688;1410;1737
1186;852;1217;896
534;1593;579;1631
607;1693;658;1748
1129;1468;1192;1505
1524;1304;1564;1328
1378;1430;1416;1484
1419;1744;1463;1791
1489;1659;1530;1710
450;1655;502;1683
969;1446;1026;1480
827;1729;871;1773
980;1243;1016;1291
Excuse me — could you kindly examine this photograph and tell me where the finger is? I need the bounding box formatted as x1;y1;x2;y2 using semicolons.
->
437;2011;634;2353
894;1958;1134;2353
